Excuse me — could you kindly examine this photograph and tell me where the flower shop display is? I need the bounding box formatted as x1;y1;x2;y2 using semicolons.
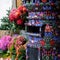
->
22;0;60;60
0;35;27;60
0;0;60;60
0;3;28;60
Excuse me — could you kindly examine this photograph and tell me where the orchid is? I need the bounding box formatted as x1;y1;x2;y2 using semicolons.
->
0;35;12;51
0;40;4;50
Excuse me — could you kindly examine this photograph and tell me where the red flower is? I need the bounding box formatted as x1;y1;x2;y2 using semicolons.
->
40;40;45;46
51;3;55;6
13;10;20;19
16;19;23;25
9;9;17;22
18;6;27;13
50;40;55;46
23;6;27;12
9;14;14;22
42;0;47;3
9;8;23;22
17;6;23;11
35;3;39;6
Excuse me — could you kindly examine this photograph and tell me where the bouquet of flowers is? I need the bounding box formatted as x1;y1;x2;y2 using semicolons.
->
9;6;28;34
0;35;27;60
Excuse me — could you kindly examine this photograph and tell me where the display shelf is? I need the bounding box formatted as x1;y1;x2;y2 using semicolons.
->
27;41;41;48
27;10;58;12
25;32;41;37
23;2;50;6
23;2;57;6
23;0;60;60
22;1;58;12
27;17;55;20
25;20;56;27
27;16;42;19
25;23;43;27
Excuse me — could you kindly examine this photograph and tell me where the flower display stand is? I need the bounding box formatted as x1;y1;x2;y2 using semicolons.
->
22;0;60;60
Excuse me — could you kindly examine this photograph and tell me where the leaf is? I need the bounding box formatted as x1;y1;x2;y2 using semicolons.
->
2;53;10;58
0;50;3;54
11;55;16;60
0;10;13;30
18;56;24;60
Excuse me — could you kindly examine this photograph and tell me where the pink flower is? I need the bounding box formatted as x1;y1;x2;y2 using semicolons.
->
4;35;12;46
5;35;12;41
0;40;3;49
0;39;6;50
1;36;6;40
0;35;12;50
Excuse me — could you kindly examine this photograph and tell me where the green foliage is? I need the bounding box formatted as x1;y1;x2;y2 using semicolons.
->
0;49;10;58
18;48;26;60
0;10;13;30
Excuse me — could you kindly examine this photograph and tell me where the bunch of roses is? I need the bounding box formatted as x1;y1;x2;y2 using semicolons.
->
9;6;28;25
